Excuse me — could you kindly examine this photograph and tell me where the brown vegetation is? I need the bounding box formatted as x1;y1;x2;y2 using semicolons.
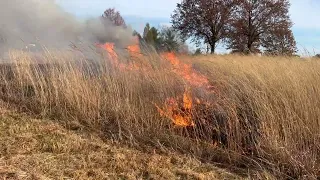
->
0;50;319;179
0;102;239;179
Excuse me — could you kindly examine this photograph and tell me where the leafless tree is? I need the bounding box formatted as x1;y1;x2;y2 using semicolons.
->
102;8;126;27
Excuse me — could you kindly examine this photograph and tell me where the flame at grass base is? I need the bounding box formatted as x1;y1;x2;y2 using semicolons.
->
96;44;212;128
156;88;195;127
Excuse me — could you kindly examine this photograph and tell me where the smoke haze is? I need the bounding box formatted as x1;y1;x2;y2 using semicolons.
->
0;0;134;53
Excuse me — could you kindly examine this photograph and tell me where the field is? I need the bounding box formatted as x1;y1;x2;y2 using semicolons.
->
0;48;319;179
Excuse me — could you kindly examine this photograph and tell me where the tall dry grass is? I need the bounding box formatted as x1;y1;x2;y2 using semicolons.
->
193;55;320;179
0;50;319;179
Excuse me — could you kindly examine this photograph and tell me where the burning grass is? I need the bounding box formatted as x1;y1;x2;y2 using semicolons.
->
0;49;319;179
155;88;195;127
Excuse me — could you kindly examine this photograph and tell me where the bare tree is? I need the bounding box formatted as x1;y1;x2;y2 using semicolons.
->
171;0;237;54
227;0;296;55
102;8;126;27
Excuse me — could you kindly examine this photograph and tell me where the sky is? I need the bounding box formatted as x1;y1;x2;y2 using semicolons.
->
56;0;320;55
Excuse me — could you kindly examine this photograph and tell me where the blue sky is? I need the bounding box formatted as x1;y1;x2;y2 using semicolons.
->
56;0;320;55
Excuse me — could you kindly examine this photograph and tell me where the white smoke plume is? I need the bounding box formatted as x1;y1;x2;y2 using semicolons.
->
0;0;135;53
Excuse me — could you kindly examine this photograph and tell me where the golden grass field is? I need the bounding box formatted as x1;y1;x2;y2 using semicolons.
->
0;49;319;179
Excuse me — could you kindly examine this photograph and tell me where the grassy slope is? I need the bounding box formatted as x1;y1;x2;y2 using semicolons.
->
0;51;319;179
0;105;241;180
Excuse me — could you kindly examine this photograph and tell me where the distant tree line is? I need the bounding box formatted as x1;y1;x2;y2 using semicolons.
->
101;8;188;53
102;0;297;56
171;0;297;55
141;23;189;53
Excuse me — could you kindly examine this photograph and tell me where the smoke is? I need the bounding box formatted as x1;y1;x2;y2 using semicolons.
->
0;0;135;53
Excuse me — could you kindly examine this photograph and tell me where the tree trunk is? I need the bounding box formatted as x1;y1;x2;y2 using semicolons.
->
247;42;252;54
210;43;216;54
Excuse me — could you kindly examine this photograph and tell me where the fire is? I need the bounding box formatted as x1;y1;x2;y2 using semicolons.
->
96;42;215;131
127;36;142;59
96;42;138;71
127;44;140;54
156;88;195;127
183;90;192;110
97;36;148;71
97;42;119;66
161;52;212;89
127;44;143;69
165;52;180;66
156;53;214;127
97;42;213;88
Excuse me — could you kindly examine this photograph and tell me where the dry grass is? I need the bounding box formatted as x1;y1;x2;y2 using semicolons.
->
0;50;318;179
0;103;240;180
192;55;320;179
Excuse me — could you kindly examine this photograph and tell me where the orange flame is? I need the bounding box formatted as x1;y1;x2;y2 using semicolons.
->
183;90;192;110
127;44;143;68
161;52;212;90
97;36;149;71
97;42;138;71
127;44;141;55
156;89;195;127
127;36;143;60
97;42;119;66
156;53;215;127
125;37;152;71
